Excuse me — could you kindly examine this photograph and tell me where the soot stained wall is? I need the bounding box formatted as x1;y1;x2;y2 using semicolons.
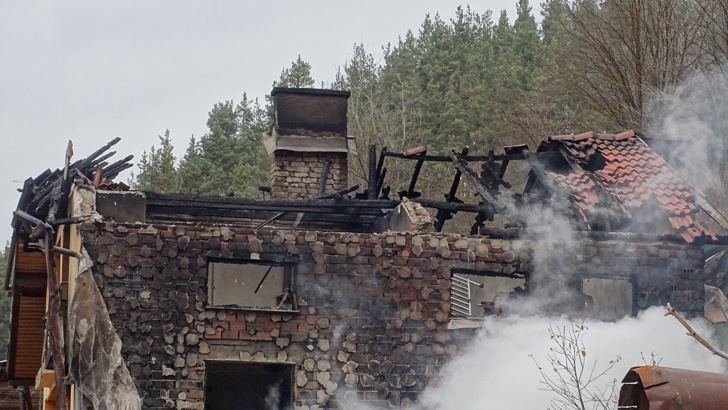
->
80;222;705;409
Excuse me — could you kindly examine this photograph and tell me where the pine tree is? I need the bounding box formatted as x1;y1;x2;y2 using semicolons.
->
274;55;315;88
229;94;271;198
131;130;180;193
178;136;206;194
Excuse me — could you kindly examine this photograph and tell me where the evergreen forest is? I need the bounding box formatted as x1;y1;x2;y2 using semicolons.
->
131;0;728;218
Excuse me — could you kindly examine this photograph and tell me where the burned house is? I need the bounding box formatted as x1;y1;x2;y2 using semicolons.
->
5;88;727;409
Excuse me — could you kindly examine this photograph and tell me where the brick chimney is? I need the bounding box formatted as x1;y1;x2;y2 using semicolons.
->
264;87;352;199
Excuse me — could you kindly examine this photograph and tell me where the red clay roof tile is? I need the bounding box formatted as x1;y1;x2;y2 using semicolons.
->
539;130;712;243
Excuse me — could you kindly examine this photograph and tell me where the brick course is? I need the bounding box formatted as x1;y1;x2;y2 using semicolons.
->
270;151;348;199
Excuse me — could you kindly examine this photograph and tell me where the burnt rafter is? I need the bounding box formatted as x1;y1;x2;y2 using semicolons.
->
396;145;428;200
22;137;132;226
378;149;559;163
434;147;468;232
480;150;512;191
252;185;360;230
447;151;504;212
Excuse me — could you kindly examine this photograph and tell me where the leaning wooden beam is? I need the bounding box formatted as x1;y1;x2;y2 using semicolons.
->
318;160;332;197
88;150;116;170
448;151;502;210
478;150;511;191
22;385;32;410
521;151;567;196
102;162;134;181
416;198;490;213
434;147;468;232
665;303;728;362
101;154;135;178
406;151;427;197
367;145;378;200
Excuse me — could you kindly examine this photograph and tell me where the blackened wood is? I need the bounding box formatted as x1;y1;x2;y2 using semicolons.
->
11;179;35;230
101;155;134;177
88;150;116;169
368;145;377;200
381;150;559;162
22;385;32;410
418;199;491;213
448;151;501;211
102;162;133;180
406;152;426;198
32;169;53;186
42;228;68;410
71;136;121;172
319;160;332;197
434;148;467;232
374;146;387;198
319;185;359;199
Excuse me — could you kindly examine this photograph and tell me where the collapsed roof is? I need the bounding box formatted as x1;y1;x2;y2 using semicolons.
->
8;89;727;246
529;130;719;243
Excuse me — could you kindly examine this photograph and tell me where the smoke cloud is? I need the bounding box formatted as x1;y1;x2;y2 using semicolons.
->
417;307;725;410
265;381;282;410
342;308;725;409
648;70;728;196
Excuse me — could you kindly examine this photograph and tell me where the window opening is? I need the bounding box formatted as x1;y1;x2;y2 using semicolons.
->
208;260;296;311
451;274;483;317
582;277;633;321
450;268;526;317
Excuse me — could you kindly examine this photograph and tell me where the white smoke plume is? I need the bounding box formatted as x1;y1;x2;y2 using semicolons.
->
647;69;728;196
265;381;281;410
342;308;725;410
416;307;725;410
508;202;583;316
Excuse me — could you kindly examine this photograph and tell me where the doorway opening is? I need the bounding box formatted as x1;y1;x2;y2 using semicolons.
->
205;362;294;410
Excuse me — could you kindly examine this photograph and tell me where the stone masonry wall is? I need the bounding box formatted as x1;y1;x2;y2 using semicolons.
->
270;151;348;199
80;222;706;409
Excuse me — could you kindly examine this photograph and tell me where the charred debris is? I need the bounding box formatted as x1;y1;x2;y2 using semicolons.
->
11;108;728;246
9;90;728;259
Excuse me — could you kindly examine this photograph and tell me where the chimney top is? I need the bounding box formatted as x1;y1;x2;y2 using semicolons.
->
270;87;351;98
266;87;352;200
270;87;350;138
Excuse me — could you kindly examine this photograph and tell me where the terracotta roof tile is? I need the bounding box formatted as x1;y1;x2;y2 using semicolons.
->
539;130;712;243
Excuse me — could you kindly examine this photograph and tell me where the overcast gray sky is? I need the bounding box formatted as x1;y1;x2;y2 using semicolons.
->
0;1;524;245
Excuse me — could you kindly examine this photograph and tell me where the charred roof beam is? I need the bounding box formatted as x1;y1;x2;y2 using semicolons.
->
448;151;503;212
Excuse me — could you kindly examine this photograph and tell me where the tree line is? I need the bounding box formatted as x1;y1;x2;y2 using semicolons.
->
131;0;728;213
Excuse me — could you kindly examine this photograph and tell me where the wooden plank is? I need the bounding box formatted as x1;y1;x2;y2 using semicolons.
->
448;151;502;210
381;150;559;162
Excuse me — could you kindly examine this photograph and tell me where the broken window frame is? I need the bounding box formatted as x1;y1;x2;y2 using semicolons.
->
449;267;527;318
206;258;298;313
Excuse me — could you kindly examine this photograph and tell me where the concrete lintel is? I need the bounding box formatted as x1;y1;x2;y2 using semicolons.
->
447;318;484;330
